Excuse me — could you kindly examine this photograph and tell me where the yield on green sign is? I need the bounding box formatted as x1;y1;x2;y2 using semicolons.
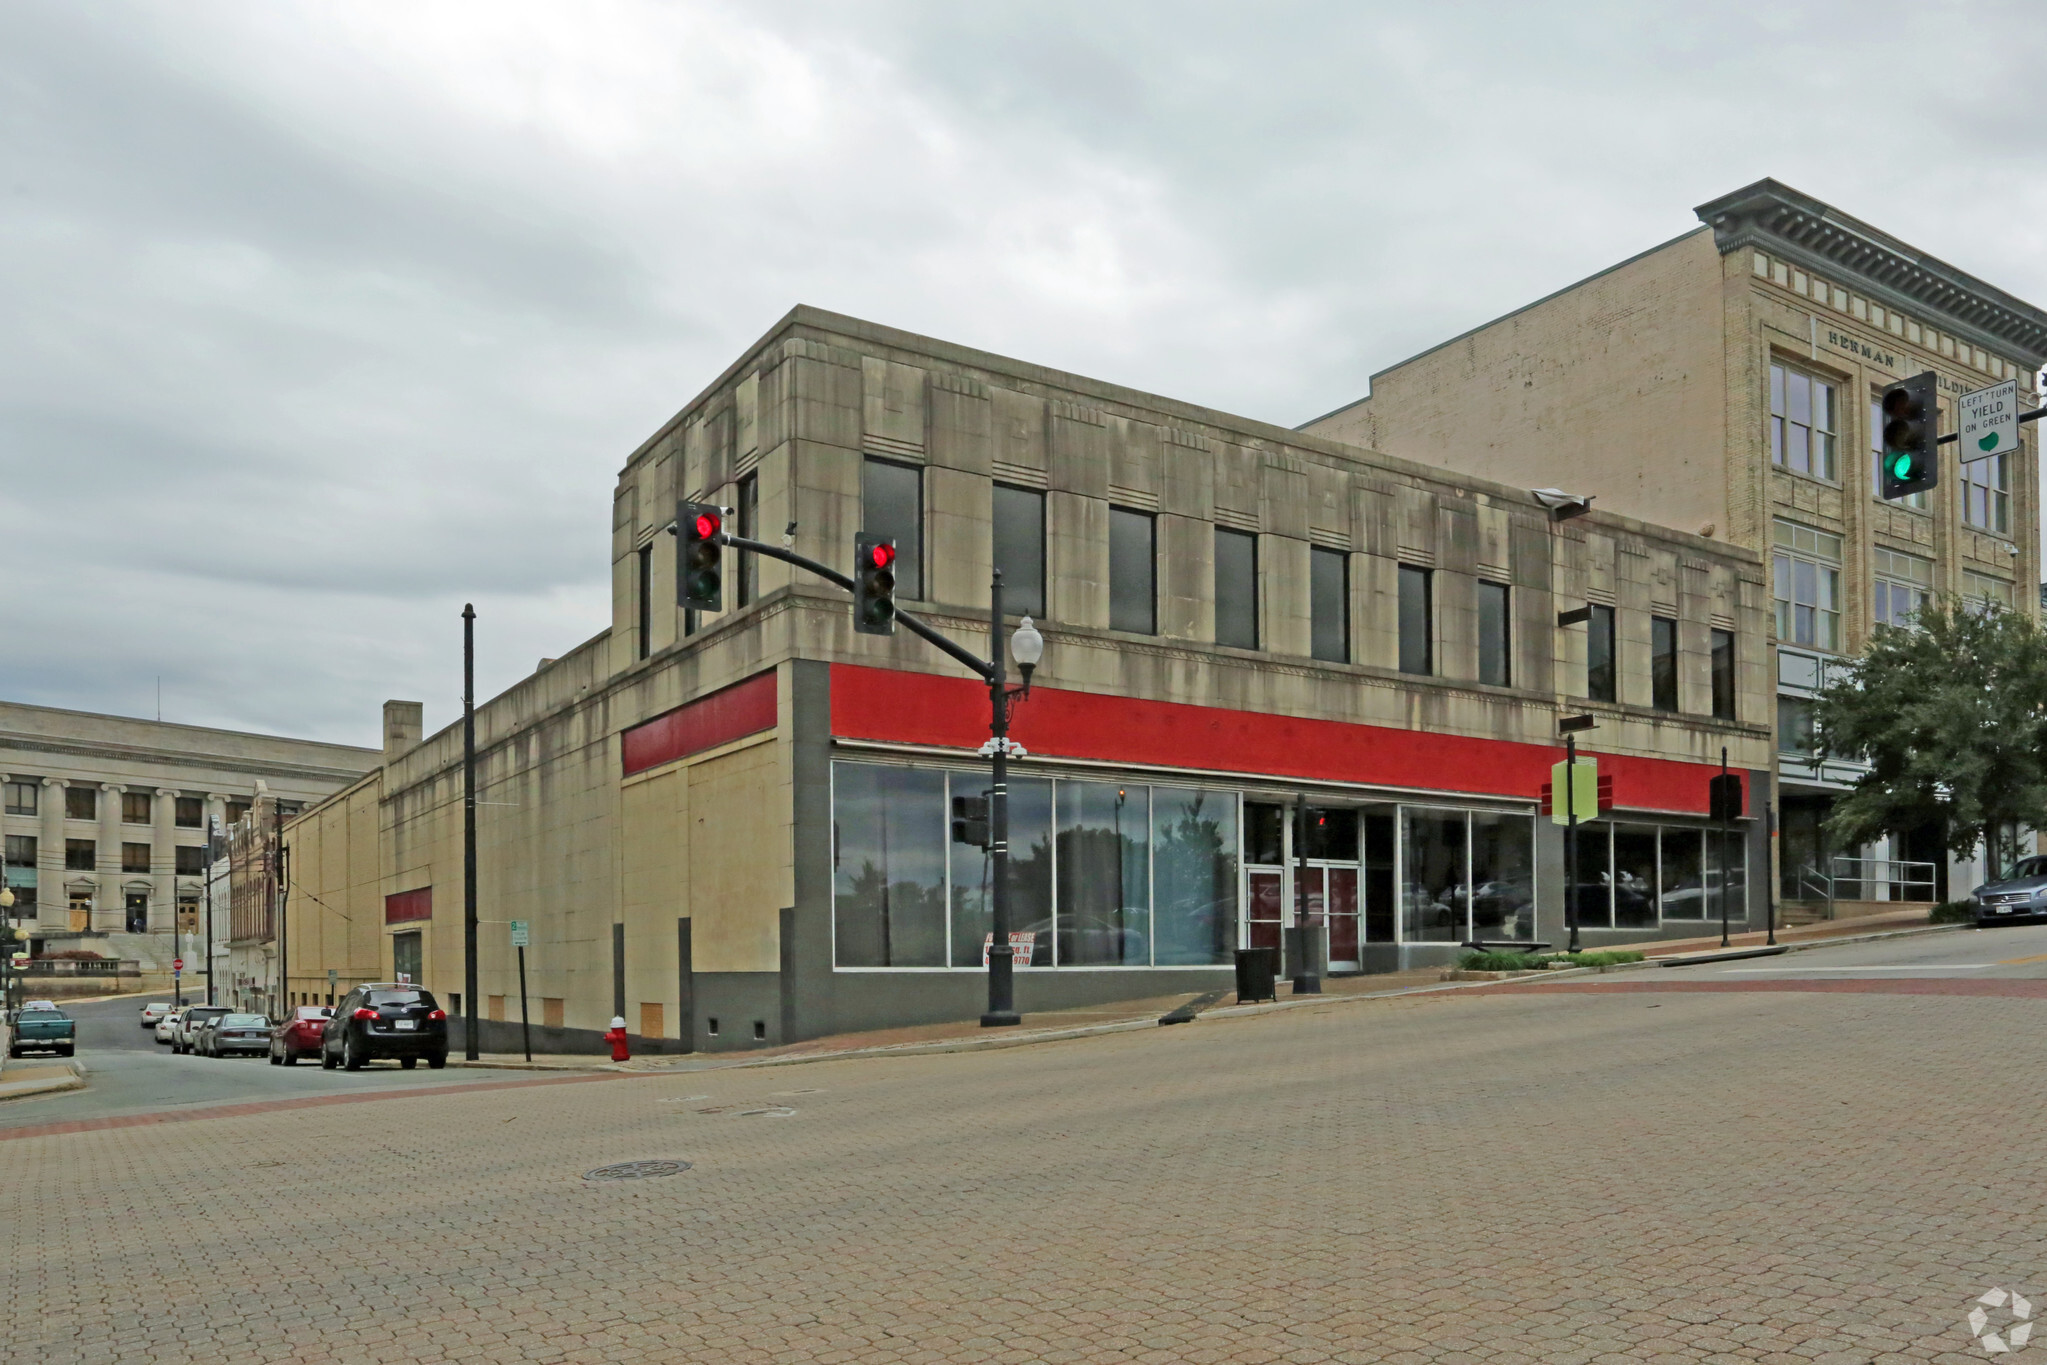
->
509;919;530;948
1549;757;1598;824
1960;378;2018;462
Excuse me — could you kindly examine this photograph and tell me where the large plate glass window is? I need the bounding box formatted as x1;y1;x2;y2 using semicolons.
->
1770;361;1837;479
949;773;1052;968
1401;808;1535;943
1772;520;1842;652
1151;788;1238;966
1056;782;1150;965
833;763;947;967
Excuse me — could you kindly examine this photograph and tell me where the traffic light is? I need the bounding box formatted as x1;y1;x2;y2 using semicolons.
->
951;793;989;849
678;501;724;611
1879;371;1940;500
1708;773;1744;823
853;534;897;635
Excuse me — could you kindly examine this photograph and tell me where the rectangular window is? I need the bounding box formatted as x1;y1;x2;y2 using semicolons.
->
1055;782;1150;965
225;800;250;826
1660;828;1707;919
991;485;1046;618
1964;570;2015;614
1397;565;1432;676
1770;362;1838;480
1650;616;1678;711
122;791;151;825
174;796;203;829
1710;629;1735;721
636;543;652;661
1108;507;1156;635
1611;824;1659;929
1309;547;1348;663
4;781;36;816
736;471;758;607
1777;696;1816;757
1477;580;1510;687
5;835;35;866
1772;520;1843;652
1469;810;1536;941
122;842;150;874
1572;823;1612;928
1214;528;1258;650
1963;451;2011;535
1587;604;1617;703
1872;545;1932;629
1402;809;1466;942
392;932;422;985
1151;787;1238;966
175;845;205;875
65;839;95;871
861;458;924;601
1870;394;1927;509
834;762;947;967
949;772;1052;968
65;786;96;821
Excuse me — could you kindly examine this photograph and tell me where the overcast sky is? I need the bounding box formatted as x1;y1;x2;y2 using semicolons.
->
4;1;2046;746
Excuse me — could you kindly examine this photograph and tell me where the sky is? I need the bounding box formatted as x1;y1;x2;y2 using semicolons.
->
4;0;2047;746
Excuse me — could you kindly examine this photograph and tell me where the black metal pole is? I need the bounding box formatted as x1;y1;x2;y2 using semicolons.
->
205;817;216;1004
1291;793;1321;993
1719;746;1731;949
517;943;531;1062
982;572;1019;1027
1766;797;1777;947
463;603;480;1060
1565;733;1581;955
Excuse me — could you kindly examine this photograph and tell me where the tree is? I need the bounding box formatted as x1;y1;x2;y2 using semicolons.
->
1814;597;2047;874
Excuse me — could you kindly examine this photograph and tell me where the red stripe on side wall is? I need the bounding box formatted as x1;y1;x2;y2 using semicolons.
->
385;888;432;925
622;670;778;776
828;663;1736;815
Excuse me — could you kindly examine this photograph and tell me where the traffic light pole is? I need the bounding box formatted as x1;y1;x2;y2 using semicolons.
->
1564;733;1581;956
716;533;1027;1026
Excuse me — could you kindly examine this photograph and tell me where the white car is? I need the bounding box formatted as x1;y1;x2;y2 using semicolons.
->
155;1007;186;1045
19;1000;58;1012
140;1002;174;1028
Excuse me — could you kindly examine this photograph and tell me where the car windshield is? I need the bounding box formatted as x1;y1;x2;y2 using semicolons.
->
2002;856;2047;881
187;1008;228;1020
221;1015;267;1026
295;1007;328;1021
365;990;431;1007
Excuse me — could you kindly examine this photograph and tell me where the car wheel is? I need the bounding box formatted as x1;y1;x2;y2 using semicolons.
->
269;1049;282;1065
428;1051;447;1069
343;1035;365;1071
59;1045;73;1058
320;1044;338;1071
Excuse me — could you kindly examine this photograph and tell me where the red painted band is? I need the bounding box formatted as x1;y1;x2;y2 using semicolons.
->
622;669;778;776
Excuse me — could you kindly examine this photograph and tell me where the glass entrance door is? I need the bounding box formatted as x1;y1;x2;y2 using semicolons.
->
1322;867;1359;972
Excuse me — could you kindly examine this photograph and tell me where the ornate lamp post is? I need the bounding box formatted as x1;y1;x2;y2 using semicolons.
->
979;584;1042;1029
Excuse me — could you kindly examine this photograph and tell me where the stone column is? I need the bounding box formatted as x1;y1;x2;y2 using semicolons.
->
40;779;66;930
206;794;231;993
97;783;123;933
152;788;178;933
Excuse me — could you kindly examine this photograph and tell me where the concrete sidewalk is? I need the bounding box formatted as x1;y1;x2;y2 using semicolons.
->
0;1062;85;1103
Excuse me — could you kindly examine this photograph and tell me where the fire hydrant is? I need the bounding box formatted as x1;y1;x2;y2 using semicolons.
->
604;1016;630;1063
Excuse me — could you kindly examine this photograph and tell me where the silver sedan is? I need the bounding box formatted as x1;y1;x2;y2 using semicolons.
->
203;1013;274;1058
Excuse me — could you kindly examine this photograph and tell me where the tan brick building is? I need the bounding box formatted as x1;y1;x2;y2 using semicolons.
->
285;308;1772;1051
1304;179;2047;911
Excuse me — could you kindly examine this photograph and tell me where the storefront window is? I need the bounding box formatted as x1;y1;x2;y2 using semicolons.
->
1402;809;1467;943
834;763;948;967
1152;788;1237;965
1572;824;1612;929
949;774;1052;968
1611;825;1659;929
1469;811;1536;941
1057;782;1150;965
1660;829;1707;920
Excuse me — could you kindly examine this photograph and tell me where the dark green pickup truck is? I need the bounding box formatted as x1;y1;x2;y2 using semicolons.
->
8;1005;75;1058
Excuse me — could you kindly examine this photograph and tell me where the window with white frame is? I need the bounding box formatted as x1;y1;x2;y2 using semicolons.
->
1771;362;1838;480
1773;520;1843;652
1962;452;2011;535
1870;393;1926;509
1964;570;2015;614
1872;546;1932;629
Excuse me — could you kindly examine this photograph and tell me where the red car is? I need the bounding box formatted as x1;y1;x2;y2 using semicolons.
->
269;1006;334;1066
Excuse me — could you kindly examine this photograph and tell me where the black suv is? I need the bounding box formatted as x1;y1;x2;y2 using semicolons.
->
321;984;448;1071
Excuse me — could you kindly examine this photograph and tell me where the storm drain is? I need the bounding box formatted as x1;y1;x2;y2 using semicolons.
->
583;1159;693;1182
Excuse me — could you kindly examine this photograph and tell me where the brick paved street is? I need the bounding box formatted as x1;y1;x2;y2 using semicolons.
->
5;976;2040;1363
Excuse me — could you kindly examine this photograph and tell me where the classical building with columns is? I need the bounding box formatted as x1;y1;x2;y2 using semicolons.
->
0;700;377;978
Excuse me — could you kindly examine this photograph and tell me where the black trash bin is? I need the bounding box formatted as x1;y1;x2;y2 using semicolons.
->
1234;947;1279;1004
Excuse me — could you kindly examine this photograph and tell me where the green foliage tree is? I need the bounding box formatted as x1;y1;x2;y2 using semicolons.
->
1814;597;2047;874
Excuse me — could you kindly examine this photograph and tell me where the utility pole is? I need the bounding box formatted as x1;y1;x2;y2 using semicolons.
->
463;604;480;1061
982;572;1019;1027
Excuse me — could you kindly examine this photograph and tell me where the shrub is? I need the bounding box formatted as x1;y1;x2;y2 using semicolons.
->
1542;950;1647;968
1929;901;1977;924
1456;950;1545;971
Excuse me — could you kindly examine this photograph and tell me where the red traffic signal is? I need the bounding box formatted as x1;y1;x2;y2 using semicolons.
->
853;533;898;636
868;542;895;570
693;510;722;540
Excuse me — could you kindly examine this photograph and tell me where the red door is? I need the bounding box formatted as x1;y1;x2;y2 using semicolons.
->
1326;868;1360;970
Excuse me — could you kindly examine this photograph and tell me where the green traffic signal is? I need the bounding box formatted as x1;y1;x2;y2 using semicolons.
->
1878;372;1939;501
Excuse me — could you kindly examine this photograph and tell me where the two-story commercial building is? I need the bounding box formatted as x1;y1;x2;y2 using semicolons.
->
1304;179;2047;914
284;307;1772;1051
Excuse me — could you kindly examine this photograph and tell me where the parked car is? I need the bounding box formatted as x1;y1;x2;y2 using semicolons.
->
202;1013;273;1058
8;1005;75;1058
139;1002;174;1029
171;1005;232;1055
1974;856;2047;926
321;984;447;1071
269;1006;332;1066
155;1006;187;1045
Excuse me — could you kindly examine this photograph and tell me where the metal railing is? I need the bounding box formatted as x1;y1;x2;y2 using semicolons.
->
1790;857;1937;916
18;958;140;977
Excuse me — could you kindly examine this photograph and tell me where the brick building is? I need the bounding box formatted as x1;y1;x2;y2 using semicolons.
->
1304;179;2047;912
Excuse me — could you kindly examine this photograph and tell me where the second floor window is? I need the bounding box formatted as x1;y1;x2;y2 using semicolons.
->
736;471;759;607
1309;547;1347;663
1214;529;1258;650
3;781;34;816
5;834;35;866
1587;604;1616;703
1773;520;1842;652
1477;581;1510;687
1397;565;1432;676
636;543;652;661
1710;629;1735;721
1963;451;2011;535
122;842;151;874
1778;696;1816;758
65;786;96;821
1771;362;1838;480
1872;545;1932;629
65;838;95;871
176;845;206;875
991;485;1046;618
122;791;151;824
861;458;924;600
1650;616;1678;712
175;796;203;829
1108;507;1155;635
1965;570;2015;614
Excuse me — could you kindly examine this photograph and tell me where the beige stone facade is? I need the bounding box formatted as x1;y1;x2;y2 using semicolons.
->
1304;178;2047;905
284;308;1773;1051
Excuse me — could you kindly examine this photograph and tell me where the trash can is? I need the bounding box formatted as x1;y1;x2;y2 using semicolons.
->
1234;947;1279;1004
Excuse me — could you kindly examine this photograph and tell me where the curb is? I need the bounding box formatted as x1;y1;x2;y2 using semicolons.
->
0;1059;86;1104
1649;920;1968;967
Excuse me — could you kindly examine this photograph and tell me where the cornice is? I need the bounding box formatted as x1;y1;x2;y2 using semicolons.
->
1696;178;2047;367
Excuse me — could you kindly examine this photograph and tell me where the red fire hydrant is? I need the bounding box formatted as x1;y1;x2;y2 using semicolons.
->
604;1016;630;1063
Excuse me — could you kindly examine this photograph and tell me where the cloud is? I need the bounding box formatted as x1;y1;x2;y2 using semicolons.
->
2;0;2044;742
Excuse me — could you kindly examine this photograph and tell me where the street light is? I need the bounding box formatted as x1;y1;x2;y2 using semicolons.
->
1558;714;1598;955
981;584;1045;1029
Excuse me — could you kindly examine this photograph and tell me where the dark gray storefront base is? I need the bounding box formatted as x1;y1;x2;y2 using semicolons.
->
445;1017;693;1058
820;967;1235;1038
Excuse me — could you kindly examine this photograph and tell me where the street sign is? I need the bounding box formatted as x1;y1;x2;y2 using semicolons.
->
172;957;184;972
1548;757;1599;824
327;968;337;986
10;952;28;967
510;920;530;948
1960;378;2019;463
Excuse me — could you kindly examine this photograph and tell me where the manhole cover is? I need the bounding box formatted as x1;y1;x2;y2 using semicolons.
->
583;1160;693;1182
